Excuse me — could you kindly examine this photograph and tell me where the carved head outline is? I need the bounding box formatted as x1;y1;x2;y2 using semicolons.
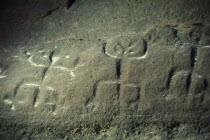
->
104;36;147;59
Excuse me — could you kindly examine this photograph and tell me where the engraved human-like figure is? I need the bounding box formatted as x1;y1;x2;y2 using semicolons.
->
88;36;148;113
2;48;78;113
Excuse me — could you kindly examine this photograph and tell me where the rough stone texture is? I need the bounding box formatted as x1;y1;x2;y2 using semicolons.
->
0;0;210;139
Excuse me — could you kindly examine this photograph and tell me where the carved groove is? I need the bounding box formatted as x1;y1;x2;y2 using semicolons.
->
186;73;192;93
49;50;55;63
166;68;175;89
66;0;76;9
143;40;148;54
73;57;80;67
191;45;197;68
42;67;49;80
85;83;97;106
116;83;121;99
102;42;106;54
14;81;24;96
203;79;208;91
33;88;40;106
136;87;141;102
116;59;121;79
92;83;97;98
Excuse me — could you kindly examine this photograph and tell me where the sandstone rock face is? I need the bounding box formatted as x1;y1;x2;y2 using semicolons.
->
0;0;210;139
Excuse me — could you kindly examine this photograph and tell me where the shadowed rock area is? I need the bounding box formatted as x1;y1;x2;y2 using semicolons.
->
0;0;210;139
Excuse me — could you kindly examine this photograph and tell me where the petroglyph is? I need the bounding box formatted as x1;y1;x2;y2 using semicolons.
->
166;68;175;90
190;45;197;68
187;46;210;107
15;84;40;107
93;81;120;112
2;46;81;112
102;37;148;59
95;37;147;111
4;48;64;110
116;59;121;79
189;75;207;94
6;81;60;112
24;49;78;82
168;71;191;96
89;79;141;112
41;67;49;80
120;84;140;110
165;44;208;107
28;55;47;67
14;81;24;96
0;26;209;131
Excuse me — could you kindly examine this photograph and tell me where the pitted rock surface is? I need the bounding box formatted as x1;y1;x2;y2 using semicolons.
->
0;0;210;139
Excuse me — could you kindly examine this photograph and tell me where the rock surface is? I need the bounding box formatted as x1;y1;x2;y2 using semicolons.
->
0;0;210;139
